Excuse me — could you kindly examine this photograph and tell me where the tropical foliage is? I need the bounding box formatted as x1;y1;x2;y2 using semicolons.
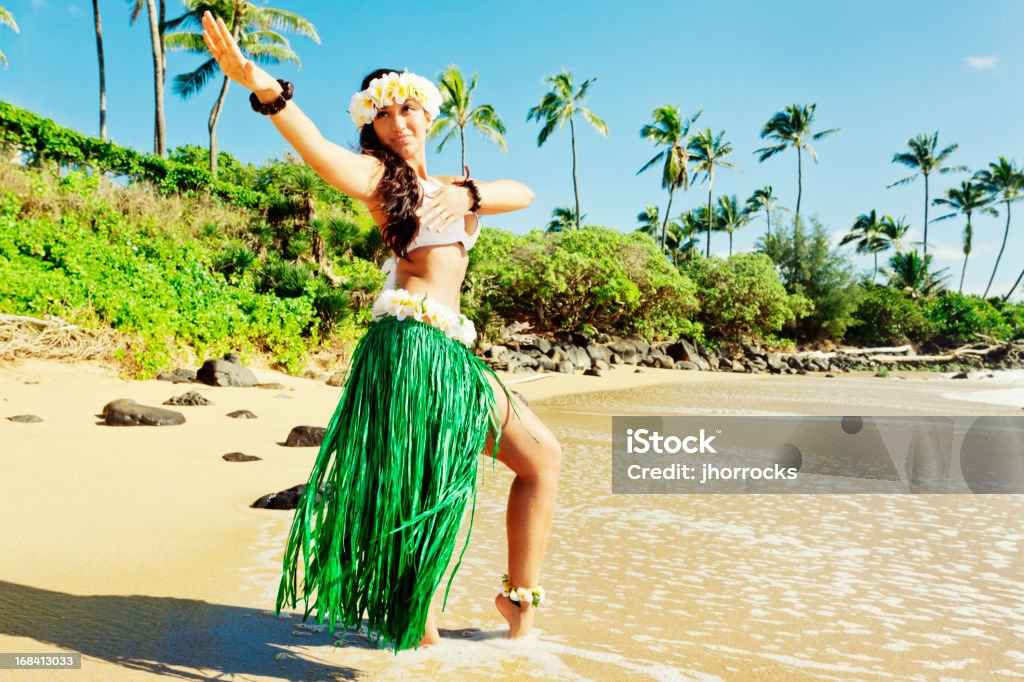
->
887;132;966;261
754;103;840;219
428;65;507;172
0;5;17;70
165;0;320;176
527;70;608;230
637;104;701;252
687;128;737;257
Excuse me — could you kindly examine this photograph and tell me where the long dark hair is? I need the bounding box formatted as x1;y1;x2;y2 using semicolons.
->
358;68;423;261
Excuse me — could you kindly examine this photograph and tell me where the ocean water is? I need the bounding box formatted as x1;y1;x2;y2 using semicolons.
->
939;369;1024;409
251;373;1023;680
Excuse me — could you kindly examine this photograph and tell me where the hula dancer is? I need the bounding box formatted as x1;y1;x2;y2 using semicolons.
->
201;12;562;652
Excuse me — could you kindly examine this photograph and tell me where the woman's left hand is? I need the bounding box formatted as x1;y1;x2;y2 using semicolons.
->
416;184;471;232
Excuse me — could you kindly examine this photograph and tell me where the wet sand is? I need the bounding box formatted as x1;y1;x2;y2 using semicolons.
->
0;359;1021;680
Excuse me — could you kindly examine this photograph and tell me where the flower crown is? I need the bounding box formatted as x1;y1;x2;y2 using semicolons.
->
349;70;442;128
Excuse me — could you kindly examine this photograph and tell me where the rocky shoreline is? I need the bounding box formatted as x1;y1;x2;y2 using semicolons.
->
481;324;1024;378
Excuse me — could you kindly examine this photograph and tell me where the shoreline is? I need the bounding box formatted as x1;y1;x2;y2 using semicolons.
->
1;357;1021;679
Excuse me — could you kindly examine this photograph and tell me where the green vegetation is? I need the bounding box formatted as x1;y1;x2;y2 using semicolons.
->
637;104;701;252
687;128;737;257
2;87;1022;380
685;253;806;343
165;0;320;176
428;65;507;172
0;100;263;208
760;216;861;341
754;103;840;220
887;132;966;262
527;70;609;231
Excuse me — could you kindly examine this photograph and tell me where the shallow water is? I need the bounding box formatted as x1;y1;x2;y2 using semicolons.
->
252;375;1024;680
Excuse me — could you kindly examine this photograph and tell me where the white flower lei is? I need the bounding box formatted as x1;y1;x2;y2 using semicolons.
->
372;289;477;347
349;71;442;128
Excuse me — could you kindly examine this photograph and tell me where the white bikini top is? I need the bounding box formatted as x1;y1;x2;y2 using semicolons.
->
380;175;481;291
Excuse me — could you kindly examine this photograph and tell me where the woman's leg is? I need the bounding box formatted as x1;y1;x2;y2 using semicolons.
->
481;374;562;637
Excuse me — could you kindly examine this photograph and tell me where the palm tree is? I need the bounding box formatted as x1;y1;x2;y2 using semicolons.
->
527;70;609;230
427;65;507;173
878;215;910;255
688;128;738;257
885;250;948;298
547;205;584;232
129;0;168;156
754;103;840;219
636;205;661;235
841;210;887;283
745;186;778;237
92;0;106;141
165;0;319;176
679;208;703;260
973;157;1023;298
887;132;966;262
637;205;689;263
1;5;19;69
716;194;752;257
637;104;702;252
932;179;998;293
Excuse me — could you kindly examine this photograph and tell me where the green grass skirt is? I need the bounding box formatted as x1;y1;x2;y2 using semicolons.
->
274;314;532;652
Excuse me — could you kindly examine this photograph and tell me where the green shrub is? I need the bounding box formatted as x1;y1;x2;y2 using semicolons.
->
759;215;862;341
464;226;701;342
686;253;805;343
849;285;929;345
924;292;1011;345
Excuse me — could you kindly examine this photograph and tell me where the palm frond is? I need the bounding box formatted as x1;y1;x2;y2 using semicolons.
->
891;151;921;169
472;119;508;151
886;174;918;188
433;125;458;153
254;7;320;42
636;150;666;176
172;58;218;99
164;31;209;54
470;104;506;134
426;115;456;142
754;143;787;162
243;29;291;48
536;117;557;147
245;44;299;67
0;7;20;32
578;107;609;136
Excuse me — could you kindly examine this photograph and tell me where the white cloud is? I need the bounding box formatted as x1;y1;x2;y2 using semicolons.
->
67;6;82;16
929;245;966;261
964;55;999;71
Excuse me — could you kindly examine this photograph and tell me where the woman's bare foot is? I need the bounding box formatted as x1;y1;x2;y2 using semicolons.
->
494;593;536;638
418;608;440;647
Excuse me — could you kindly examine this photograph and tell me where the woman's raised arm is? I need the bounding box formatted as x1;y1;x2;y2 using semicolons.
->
201;11;381;201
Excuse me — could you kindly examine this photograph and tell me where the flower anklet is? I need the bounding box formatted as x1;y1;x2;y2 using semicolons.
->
500;573;545;608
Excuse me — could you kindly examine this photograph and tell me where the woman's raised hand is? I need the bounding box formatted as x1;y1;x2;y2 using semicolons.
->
201;10;278;94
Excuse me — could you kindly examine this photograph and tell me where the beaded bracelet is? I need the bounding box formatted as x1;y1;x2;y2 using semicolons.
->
454;178;481;213
249;79;294;116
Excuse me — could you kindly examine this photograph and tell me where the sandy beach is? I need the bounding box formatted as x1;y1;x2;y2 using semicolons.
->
1;358;1022;680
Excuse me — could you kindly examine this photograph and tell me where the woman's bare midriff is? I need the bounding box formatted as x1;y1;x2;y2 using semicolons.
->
393;243;469;313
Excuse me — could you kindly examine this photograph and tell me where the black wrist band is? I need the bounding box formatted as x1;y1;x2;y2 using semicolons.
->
249;79;294;116
454;178;482;213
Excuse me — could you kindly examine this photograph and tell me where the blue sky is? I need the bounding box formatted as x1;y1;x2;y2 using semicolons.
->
3;0;1023;298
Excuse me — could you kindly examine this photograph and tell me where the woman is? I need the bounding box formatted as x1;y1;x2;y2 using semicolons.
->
201;11;562;652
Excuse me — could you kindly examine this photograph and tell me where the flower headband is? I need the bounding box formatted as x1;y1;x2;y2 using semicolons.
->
348;71;442;128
